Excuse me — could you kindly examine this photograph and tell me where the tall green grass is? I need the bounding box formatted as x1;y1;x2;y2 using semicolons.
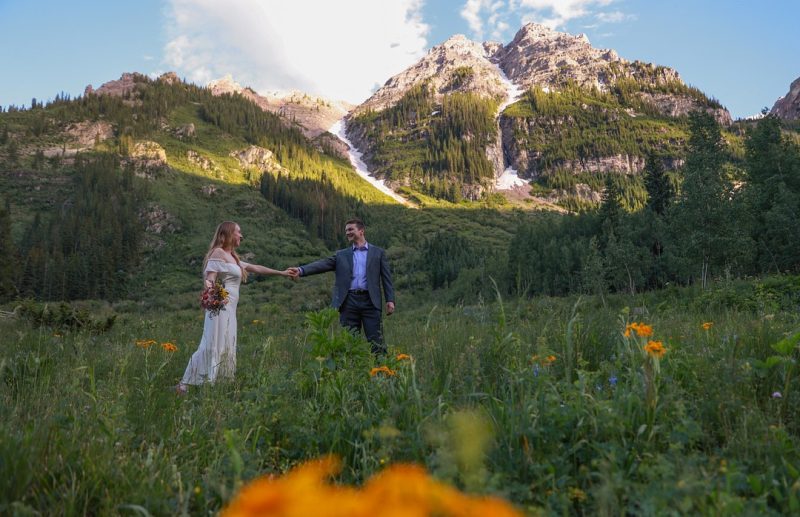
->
2;281;799;515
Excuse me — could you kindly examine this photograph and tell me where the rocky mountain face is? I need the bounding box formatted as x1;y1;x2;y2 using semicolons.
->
352;34;508;116
347;23;732;202
207;75;352;140
494;24;729;124
771;76;800;120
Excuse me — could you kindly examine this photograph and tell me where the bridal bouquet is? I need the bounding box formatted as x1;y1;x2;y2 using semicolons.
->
200;280;229;318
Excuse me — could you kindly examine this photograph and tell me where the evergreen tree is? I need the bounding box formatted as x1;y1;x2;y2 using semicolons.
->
670;111;752;287
643;152;673;215
0;198;17;297
743;114;800;272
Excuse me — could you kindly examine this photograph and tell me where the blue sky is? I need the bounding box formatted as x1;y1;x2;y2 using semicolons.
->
1;0;797;118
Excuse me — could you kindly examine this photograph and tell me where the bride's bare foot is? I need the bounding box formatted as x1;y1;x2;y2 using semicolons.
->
175;383;188;395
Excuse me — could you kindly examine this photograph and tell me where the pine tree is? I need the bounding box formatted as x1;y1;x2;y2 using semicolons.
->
670;111;753;287
0;198;17;297
643;152;673;215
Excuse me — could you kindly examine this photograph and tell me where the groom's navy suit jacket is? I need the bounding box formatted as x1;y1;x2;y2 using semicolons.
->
300;245;395;311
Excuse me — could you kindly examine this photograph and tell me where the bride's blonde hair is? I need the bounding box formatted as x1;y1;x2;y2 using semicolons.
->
203;221;248;282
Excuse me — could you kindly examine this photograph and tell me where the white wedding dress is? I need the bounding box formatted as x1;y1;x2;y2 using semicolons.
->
181;259;248;385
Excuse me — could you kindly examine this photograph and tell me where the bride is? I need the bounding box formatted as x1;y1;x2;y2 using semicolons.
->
177;221;290;393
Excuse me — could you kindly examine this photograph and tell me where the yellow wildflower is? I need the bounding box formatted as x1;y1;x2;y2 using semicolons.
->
644;340;666;359
702;322;713;330
568;487;587;502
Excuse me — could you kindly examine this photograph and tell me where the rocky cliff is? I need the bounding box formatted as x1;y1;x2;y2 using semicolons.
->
352;34;508;116
771;76;800;120
207;75;352;139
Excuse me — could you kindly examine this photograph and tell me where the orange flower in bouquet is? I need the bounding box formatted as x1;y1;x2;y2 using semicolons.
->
200;280;229;318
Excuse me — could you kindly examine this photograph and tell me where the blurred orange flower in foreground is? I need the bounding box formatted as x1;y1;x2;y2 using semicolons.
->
222;455;522;517
396;353;411;361
702;322;714;330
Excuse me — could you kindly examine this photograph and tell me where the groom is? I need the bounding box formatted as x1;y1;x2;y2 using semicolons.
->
289;218;395;355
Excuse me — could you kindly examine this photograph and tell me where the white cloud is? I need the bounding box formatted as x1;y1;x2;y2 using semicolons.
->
460;0;491;39
461;0;514;42
163;0;429;103
596;10;635;23
512;0;623;29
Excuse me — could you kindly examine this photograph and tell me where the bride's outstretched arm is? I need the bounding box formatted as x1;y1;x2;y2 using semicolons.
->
244;263;291;277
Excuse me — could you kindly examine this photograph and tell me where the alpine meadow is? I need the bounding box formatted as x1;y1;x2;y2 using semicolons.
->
2;19;800;517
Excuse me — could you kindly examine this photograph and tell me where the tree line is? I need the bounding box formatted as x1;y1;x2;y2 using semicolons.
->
10;155;146;300
506;112;800;297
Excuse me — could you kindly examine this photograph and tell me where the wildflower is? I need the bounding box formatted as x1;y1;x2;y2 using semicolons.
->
609;375;618;387
222;455;523;517
194;486;202;495
252;320;263;325
644;340;666;359
635;323;653;337
161;342;178;352
370;366;396;377
568;487;587;502
702;322;714;330
772;391;782;399
395;353;411;361
53;333;63;338
624;322;653;337
136;339;156;349
532;364;540;377
543;355;557;365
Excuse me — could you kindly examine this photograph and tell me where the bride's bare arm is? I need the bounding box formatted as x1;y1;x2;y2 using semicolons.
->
244;263;290;276
204;271;218;288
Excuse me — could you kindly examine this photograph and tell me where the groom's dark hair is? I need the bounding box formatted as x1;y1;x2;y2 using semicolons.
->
345;218;365;230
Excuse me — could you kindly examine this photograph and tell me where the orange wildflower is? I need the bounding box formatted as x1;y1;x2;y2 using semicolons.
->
644;340;666;359
702;322;713;330
370;366;396;377
543;355;557;365
624;322;653;338
395;353;411;361
136;339;156;349
161;342;178;352
222;455;523;517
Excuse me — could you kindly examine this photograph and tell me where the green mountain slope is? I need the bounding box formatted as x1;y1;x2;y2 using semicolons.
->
0;74;519;305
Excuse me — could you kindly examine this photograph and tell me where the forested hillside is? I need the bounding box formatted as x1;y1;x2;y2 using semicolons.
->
0;75;515;305
348;83;499;202
1;74;799;307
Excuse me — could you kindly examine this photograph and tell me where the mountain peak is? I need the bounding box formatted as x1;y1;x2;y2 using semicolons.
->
771;76;800;120
353;33;509;115
207;74;244;95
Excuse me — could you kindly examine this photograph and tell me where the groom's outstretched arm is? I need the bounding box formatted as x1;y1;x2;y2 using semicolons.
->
296;255;337;277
